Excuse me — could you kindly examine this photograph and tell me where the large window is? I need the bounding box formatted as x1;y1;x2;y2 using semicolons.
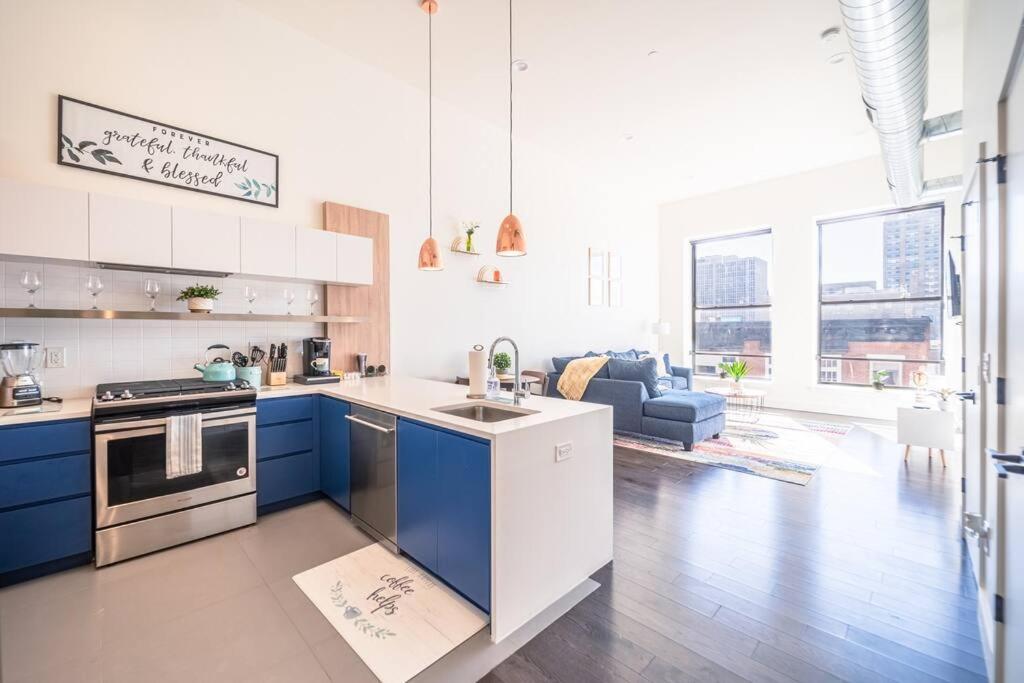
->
817;205;944;387
691;229;772;378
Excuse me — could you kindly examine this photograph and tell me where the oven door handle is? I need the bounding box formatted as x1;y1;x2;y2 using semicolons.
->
345;414;395;434
95;407;256;433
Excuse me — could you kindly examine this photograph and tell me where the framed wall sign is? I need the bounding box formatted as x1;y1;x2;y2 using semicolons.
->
57;95;279;207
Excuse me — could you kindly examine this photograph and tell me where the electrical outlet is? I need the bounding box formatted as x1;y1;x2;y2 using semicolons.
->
46;347;67;368
555;442;573;462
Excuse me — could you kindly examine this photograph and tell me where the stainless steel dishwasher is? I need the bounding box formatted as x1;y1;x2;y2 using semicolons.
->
346;405;398;552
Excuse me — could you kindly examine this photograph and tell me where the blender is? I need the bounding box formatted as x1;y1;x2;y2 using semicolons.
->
1;342;43;408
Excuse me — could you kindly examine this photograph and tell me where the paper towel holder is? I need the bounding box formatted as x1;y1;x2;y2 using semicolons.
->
467;344;488;399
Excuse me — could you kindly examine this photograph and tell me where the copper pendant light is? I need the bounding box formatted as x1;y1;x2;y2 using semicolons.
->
496;0;526;257
417;0;443;270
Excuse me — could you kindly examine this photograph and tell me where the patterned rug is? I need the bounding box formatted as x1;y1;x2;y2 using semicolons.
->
614;413;853;485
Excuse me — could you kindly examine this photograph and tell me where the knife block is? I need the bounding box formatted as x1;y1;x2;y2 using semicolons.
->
267;371;287;386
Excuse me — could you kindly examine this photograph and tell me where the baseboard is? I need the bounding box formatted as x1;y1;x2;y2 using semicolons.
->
0;551;92;588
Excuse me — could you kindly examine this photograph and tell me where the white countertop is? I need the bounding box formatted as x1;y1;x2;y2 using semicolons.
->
0;376;609;438
258;375;609;440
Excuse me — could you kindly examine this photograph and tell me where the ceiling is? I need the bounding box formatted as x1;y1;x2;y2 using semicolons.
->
249;0;964;204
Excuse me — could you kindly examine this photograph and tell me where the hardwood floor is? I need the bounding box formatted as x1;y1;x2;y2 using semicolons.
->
483;415;985;683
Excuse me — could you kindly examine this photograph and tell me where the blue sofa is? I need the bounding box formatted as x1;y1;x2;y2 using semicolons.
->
545;350;726;451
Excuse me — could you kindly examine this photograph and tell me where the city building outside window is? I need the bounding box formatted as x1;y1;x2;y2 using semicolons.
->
817;204;944;387
691;229;772;378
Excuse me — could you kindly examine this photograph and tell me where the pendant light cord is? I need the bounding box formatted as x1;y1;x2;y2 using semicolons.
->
428;9;433;238
508;0;513;215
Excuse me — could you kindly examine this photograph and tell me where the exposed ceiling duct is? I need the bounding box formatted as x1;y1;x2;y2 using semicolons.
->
839;0;929;206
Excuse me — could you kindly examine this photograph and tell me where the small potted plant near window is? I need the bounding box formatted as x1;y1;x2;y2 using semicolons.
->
177;283;223;313
718;360;749;390
493;352;512;376
871;369;891;390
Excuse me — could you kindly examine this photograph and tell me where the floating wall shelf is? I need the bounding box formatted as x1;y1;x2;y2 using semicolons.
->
476;265;508;286
449;236;481;255
0;308;365;324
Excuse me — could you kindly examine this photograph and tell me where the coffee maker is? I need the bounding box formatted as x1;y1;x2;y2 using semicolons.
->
1;342;43;408
295;337;339;385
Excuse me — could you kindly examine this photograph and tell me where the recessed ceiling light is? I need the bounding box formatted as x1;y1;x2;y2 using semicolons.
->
623;133;635;141
647;50;659;58
512;59;528;72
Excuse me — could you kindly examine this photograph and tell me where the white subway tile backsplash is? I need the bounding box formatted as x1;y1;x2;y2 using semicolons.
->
2;259;328;398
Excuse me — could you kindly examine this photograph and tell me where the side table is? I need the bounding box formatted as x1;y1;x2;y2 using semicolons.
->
896;405;955;467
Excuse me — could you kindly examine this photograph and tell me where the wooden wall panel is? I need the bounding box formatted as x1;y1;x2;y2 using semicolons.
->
323;201;390;373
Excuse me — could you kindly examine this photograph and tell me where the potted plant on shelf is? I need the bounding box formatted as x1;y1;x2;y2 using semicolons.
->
462;221;479;253
493;352;512;376
871;369;891;390
177;284;223;313
717;360;749;390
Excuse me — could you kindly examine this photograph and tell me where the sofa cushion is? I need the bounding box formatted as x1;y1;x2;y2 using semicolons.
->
605;349;638;361
607;357;662;398
643;390;726;423
552;356;583;373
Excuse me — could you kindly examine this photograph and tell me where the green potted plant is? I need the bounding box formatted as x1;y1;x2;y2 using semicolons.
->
871;369;891;390
462;221;479;253
493;351;512;376
177;283;223;313
718;360;749;388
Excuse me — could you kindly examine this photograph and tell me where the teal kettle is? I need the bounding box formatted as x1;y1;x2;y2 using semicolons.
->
195;344;237;382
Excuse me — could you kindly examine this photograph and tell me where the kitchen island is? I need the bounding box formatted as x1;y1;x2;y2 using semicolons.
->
259;375;613;643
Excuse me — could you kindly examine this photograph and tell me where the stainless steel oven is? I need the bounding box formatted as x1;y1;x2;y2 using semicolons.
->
92;379;258;566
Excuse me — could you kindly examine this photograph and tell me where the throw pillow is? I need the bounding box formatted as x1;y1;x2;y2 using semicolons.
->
605;349;638;361
583;351;612;378
552;356;582;373
607;357;662;398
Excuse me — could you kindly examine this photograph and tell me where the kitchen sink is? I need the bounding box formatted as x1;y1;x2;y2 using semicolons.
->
432;402;538;423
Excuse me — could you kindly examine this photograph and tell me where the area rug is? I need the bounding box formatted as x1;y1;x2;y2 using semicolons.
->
615;414;852;485
293;544;488;683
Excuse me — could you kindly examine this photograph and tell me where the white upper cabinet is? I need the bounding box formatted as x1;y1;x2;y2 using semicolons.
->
295;227;337;282
336;233;373;285
240;218;296;279
0;178;89;261
171;206;240;274
89;193;172;268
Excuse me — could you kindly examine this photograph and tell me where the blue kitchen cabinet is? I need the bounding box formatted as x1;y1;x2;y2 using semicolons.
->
437;431;491;612
255;396;319;513
0;418;93;585
396;418;490;612
397;419;440;572
319;396;351;510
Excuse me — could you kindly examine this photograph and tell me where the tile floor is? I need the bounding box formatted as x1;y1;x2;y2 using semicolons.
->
0;500;379;682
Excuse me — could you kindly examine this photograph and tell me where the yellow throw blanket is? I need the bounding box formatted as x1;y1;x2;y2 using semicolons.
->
557;356;609;401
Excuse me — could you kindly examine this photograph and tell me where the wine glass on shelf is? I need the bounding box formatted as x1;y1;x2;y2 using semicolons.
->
20;271;41;309
144;279;160;311
244;286;258;314
85;275;104;310
283;288;295;315
306;288;320;316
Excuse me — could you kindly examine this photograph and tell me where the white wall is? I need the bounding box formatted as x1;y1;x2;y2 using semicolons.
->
659;137;963;420
0;0;658;395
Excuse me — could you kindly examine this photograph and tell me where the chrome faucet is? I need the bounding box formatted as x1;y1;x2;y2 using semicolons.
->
488;336;526;405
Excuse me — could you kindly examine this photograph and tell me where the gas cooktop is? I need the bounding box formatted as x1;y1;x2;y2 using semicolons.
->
95;378;256;403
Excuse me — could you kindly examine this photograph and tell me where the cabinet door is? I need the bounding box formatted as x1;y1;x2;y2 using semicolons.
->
336;233;373;285
437;432;491;612
89;193;172;268
295;228;337;282
397;419;439;572
0;178;89;261
319;397;351;510
240;218;296;279
257;451;317;508
172;206;240;273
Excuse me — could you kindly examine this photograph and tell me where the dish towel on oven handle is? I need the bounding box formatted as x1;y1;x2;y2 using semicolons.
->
166;413;204;479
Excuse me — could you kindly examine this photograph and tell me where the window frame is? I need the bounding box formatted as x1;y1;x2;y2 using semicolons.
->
816;203;945;388
690;227;773;377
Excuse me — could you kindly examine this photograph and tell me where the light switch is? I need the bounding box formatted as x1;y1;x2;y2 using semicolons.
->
555;442;573;462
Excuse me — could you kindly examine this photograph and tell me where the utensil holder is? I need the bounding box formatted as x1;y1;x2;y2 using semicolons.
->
236;366;262;387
